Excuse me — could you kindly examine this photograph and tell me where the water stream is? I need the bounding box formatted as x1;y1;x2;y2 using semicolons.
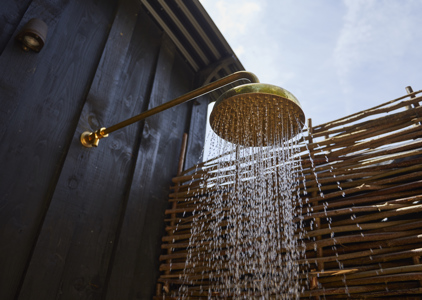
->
176;105;348;299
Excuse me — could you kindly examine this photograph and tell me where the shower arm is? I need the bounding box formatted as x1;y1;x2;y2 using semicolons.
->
80;71;259;148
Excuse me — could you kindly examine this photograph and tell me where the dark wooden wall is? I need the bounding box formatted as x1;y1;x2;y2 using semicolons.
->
0;0;208;299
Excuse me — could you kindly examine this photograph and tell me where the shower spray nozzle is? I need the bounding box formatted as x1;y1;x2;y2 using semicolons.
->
210;83;305;147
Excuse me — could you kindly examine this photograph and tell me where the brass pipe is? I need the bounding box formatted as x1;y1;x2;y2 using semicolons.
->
80;71;259;148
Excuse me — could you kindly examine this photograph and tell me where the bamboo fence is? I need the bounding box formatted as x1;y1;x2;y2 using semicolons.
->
155;87;422;299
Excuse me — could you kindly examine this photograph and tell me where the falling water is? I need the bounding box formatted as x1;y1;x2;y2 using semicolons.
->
178;100;309;299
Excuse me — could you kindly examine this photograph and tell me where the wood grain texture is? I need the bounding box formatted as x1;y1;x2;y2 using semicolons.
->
105;33;194;300
0;0;32;55
184;96;208;169
16;1;152;299
1;1;209;298
0;0;116;299
184;66;225;169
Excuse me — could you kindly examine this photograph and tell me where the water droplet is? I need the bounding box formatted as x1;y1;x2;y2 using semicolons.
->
178;115;327;297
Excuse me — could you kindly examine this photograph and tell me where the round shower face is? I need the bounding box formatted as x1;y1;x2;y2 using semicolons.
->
209;83;305;147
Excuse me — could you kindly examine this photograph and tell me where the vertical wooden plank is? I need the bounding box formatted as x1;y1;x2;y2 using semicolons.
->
0;0;32;54
184;66;217;169
105;35;194;300
307;118;324;292
0;1;116;298
16;2;163;300
185;95;208;168
0;0;70;141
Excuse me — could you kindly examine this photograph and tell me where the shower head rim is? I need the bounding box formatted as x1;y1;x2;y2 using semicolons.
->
213;83;303;112
210;83;306;127
209;82;306;147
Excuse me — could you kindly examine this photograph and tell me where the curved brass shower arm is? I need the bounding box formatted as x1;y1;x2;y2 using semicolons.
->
80;71;260;148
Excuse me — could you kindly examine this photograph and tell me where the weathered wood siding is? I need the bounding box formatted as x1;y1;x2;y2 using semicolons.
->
0;0;207;299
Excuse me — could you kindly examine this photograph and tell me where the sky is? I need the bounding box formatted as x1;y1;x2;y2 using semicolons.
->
199;0;422;126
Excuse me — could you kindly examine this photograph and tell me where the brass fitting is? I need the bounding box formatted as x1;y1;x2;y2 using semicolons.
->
80;127;109;148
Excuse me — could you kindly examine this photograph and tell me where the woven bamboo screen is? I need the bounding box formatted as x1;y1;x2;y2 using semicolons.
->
156;89;422;299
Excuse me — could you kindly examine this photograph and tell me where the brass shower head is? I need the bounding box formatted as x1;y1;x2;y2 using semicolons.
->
209;83;305;147
80;71;304;149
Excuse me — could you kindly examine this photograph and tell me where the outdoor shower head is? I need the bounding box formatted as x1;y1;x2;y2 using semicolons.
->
209;83;305;147
80;71;304;148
